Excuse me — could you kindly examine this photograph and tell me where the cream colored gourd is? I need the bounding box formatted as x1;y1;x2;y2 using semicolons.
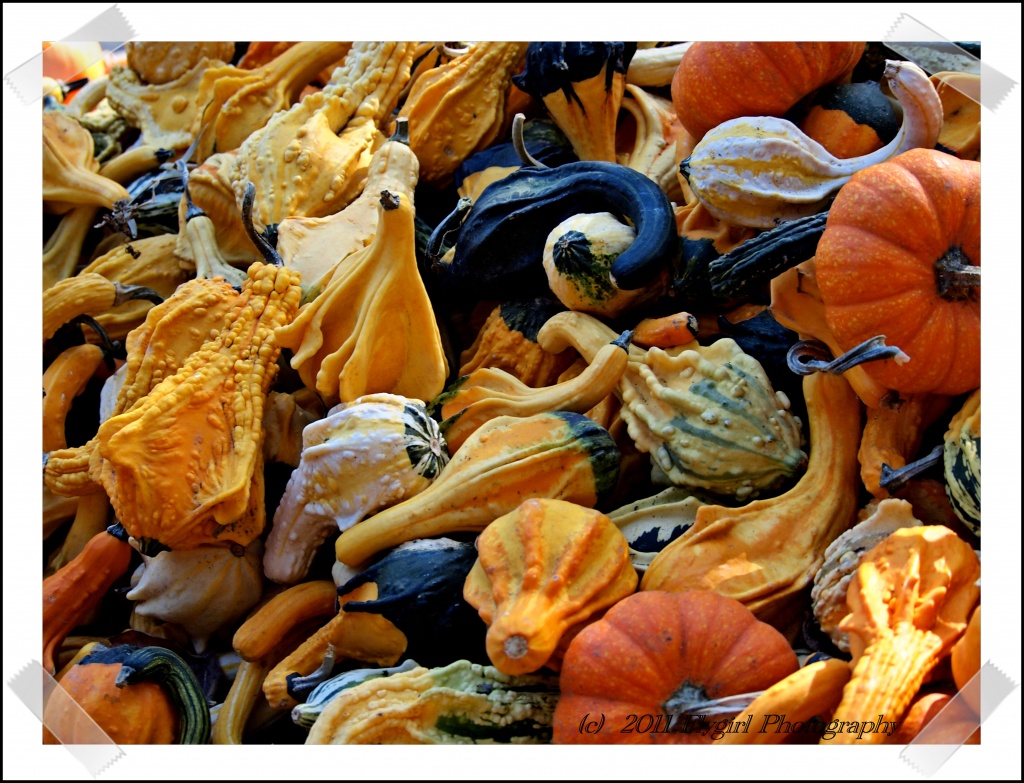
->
683;60;943;228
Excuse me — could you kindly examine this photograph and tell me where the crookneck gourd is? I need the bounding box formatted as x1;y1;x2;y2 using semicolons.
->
431;159;679;297
90;263;302;550
402;41;530;186
798;80;901;159
542;212;668;317
617;84;686;200
640;371;862;632
681;60;943;228
822;526;980;744
538;311;806;499
43;110;130;214
334;411;620;567
305;659;560;745
464;498;638;675
276;119;421;302
432;333;628;453
42;273;163;342
513;42;637;163
275;191;449;407
264;394;448;585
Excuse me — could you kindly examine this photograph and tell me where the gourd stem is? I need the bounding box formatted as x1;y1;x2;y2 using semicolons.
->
666;690;767;719
426;197;473;263
66;314;124;365
112;282;164;307
878;444;944;494
511;113;549;169
379;190;401;211
390;117;410;146
612;330;633;351
787;336;910;377
438;41;471;58
242;182;284;267
177;159;205;222
287;644;336;701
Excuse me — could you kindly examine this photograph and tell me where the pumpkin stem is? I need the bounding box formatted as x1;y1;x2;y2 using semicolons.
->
878;443;944;494
935;247;981;301
426;197;473;265
241;181;284;267
787;336;910;377
511;113;549;169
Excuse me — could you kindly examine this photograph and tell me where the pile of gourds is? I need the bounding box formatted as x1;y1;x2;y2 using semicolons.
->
41;40;981;747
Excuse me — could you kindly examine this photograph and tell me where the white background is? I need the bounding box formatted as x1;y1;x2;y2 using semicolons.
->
4;3;1020;779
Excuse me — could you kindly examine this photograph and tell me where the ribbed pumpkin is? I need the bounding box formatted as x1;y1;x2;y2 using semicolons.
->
671;42;864;139
815;148;980;396
553;590;799;743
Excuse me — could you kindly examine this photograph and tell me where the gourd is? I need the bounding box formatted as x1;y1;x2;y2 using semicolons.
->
641;372;861;632
226;41;414;232
42;344;107;452
681;60;943;228
177;162;248;287
190;41;352;160
617;84;687;201
542;212;667;316
458;298;577;387
275;191;449;407
402;42;530;186
671;42;865;140
810;499;923;652
433;335;628;453
42;524;133;675
626;43;692;88
606;486;715;574
306;659;560;744
717;658;852;745
91;263;302;550
43;110;130;213
264;394;448;584
233;581;339;663
126;541;264;652
512;42;637;163
336;539;490;668
276;119;421;301
334;411;620;567
822;526;980;744
463;499;638;675
943;390;980;534
43;644;184;745
429;160;679;297
798;80;901;159
43;273;162;341
124;41;235;85
814;147;980;396
553;590;799;743
292;660;421;729
931;71;981;160
261;389;325;468
538;311;806;499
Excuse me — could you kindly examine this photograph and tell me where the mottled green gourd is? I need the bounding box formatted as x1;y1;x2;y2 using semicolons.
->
305;659;559;744
538;311;806;499
944;390;980;535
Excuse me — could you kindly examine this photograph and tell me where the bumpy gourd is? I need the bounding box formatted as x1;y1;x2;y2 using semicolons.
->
125;41;235;85
538;311;806;498
681;60;943;228
464;499;638;675
334;411;620;567
91;263;302;550
403;42;529;185
275;191;449;406
264;394;448;584
810;498;923;652
306;659;559;744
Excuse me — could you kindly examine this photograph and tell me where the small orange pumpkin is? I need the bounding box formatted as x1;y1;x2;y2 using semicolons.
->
671;42;864;140
553;590;798;744
815;148;980;396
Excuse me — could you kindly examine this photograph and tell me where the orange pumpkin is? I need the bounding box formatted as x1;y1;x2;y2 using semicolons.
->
553;590;798;744
815;148;980;396
671;42;864;139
